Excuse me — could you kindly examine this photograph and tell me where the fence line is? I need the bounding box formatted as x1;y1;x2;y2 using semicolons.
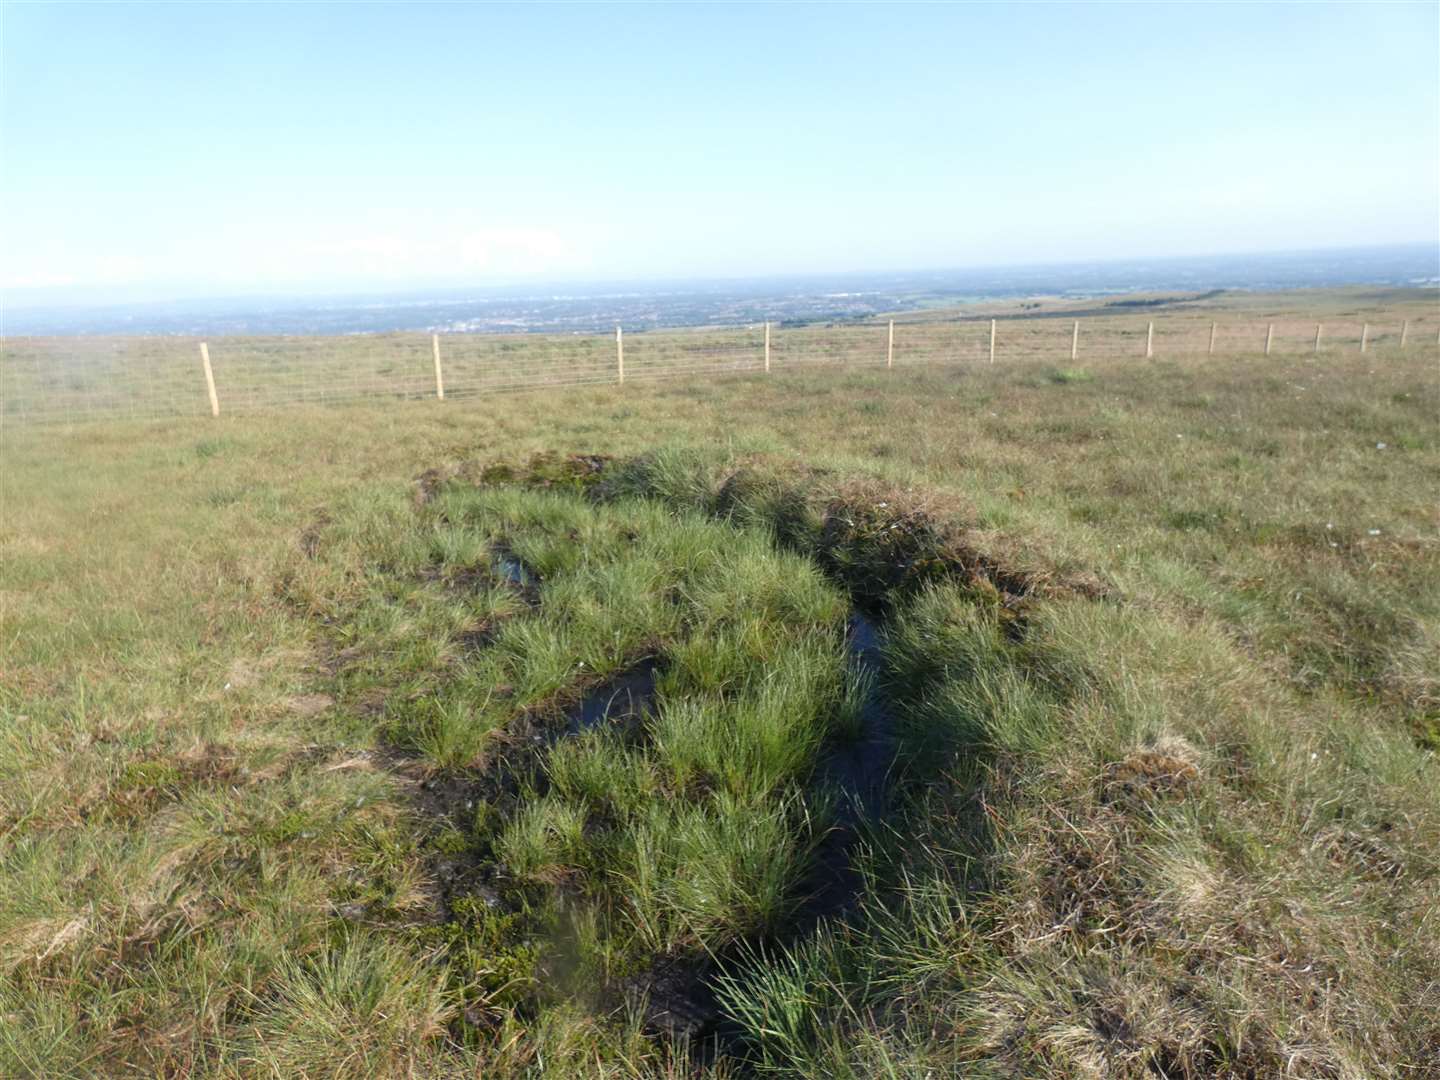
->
1;311;1435;425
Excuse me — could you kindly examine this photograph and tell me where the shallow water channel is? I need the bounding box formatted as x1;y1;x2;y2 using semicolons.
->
798;611;898;923
503;598;900;1041
828;612;896;825
554;609;897;920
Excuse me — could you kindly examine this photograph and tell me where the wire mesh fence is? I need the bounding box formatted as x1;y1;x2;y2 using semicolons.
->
2;312;1435;426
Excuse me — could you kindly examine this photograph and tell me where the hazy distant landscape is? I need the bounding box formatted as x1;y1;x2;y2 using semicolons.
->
6;243;1436;336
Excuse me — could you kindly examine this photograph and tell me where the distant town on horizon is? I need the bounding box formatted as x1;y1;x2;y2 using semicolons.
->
5;242;1436;338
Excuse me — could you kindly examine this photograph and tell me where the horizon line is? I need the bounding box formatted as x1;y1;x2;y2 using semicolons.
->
5;240;1437;314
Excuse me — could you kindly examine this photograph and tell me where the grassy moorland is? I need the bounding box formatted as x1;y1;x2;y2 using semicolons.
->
4;285;1436;425
2;321;1438;1077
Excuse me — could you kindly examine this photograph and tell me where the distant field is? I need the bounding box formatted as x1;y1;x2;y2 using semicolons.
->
3;286;1436;423
2;305;1438;1077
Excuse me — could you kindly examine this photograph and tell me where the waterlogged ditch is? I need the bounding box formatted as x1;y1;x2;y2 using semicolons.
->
536;609;901;1042
799;612;896;927
323;451;1062;1064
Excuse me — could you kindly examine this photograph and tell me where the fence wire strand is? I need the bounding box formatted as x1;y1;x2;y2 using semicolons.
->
2;313;1434;425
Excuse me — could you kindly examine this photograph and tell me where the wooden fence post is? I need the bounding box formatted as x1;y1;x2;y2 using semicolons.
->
1264;323;1274;356
1145;321;1154;359
1399;319;1408;348
616;326;625;383
199;342;219;417
1071;319;1079;361
764;321;771;373
1208;321;1217;356
1360;323;1369;353
1313;323;1323;354
431;334;445;400
887;319;894;369
989;319;996;365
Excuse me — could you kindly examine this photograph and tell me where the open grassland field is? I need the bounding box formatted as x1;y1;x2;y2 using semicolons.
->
2;326;1439;1077
3;287;1437;425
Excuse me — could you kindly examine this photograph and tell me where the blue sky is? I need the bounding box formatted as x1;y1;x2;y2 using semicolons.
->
3;2;1436;304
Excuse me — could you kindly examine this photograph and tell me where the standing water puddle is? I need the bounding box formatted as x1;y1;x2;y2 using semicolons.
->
494;554;538;589
799;611;898;921
830;613;895;823
492;551;544;607
566;659;660;735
